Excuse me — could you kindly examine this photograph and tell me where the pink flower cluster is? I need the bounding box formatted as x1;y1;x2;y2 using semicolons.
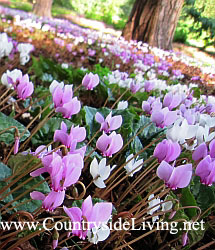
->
1;69;34;99
95;111;123;157
50;80;81;118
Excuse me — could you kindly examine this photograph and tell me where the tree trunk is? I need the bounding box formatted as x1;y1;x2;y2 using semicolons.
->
32;0;53;18
122;0;184;50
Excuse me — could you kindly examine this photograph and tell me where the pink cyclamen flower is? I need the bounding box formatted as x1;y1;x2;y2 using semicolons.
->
30;152;62;177
14;136;20;154
153;139;181;163
96;131;123;157
52;84;81;119
192;139;215;162
95;111;122;133
195;155;215;186
163;92;182;111
16;74;34;99
157;161;192;190
53;239;58;249
31;152;83;191
30;190;65;211
51;154;83;191
54;121;86;150
182;232;188;246
82;72;99;90
151;107;178;128
63;195;112;240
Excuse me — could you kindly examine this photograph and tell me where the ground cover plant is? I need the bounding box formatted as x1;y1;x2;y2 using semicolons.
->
1;5;215;250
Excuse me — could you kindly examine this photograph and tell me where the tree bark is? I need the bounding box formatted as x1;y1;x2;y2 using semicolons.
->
122;0;184;50
32;0;53;18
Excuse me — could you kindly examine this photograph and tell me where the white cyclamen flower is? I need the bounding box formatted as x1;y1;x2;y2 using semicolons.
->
0;33;13;58
117;101;128;110
1;69;22;88
90;157;110;188
147;194;160;222
87;223;110;244
17;43;34;65
124;154;143;177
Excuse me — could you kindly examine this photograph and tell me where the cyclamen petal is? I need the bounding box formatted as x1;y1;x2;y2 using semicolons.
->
168;164;192;189
82;73;99;90
95;112;122;133
192;143;208;162
96;132;123;157
157;161;192;190
154;139;181;163
30;190;65;211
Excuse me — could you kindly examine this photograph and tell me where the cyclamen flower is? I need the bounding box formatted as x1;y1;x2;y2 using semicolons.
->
192;139;215;162
63;195;112;240
16;74;34;99
90;158;110;188
124;154;143;177
147;194;160;222
157;161;192;190
0;32;13;58
96;131;123;157
14;137;20;154
30;190;65;211
195;155;215;186
54;121;86;150
151;107;178;128
17;43;34;65
153;139;181;163
82;72;99;90
31;152;83;191
1;69;22;88
95;111;122;133
87;223;110;244
163;92;182;111
166;118;199;144
51;154;83;191
51;81;81;119
117;101;128;110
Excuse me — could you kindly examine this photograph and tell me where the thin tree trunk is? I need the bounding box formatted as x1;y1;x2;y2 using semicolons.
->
32;0;53;18
122;0;184;50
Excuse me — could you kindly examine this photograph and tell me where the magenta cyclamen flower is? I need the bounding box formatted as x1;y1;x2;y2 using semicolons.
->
96;131;123;157
63;195;112;240
195;155;215;186
16;74;34;99
30;190;65;211
163;92;182;111
54;121;86;150
51;154;83;191
157;161;192;190
151;107;178;128
95;111;122;133
31;152;83;191
14;136;20;154
52;84;81;119
192;139;215;163
153;139;181;163
82;72;99;90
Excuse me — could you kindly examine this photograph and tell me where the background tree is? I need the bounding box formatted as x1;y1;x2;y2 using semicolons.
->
32;0;53;18
122;0;184;50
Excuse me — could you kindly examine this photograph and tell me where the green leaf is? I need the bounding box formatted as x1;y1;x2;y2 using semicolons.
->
0;112;30;145
190;176;215;216
0;161;12;180
180;187;197;219
0;162;14;204
13;175;50;212
8;154;41;176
